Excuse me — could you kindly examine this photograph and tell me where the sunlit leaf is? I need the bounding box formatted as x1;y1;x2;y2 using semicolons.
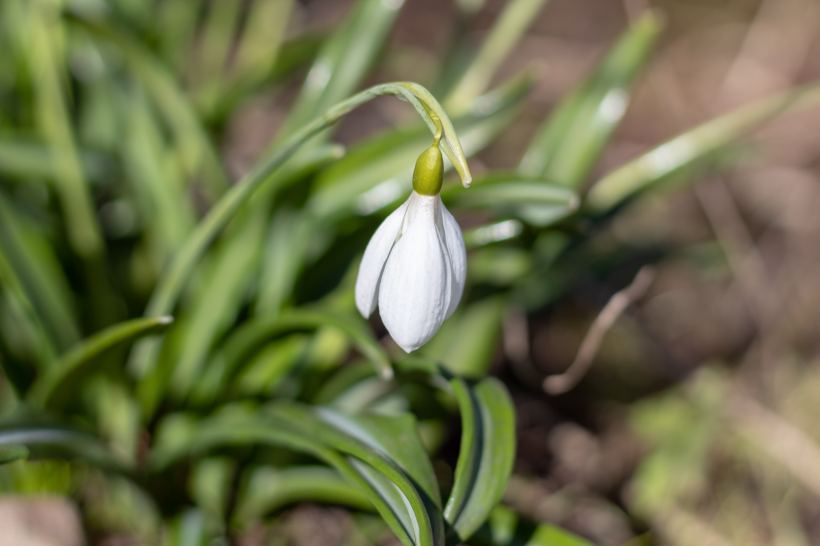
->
519;11;663;188
444;377;516;543
586;81;820;211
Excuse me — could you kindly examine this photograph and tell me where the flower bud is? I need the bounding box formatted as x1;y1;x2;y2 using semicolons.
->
412;145;444;196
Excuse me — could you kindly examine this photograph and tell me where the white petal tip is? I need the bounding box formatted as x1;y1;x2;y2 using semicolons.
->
394;340;420;353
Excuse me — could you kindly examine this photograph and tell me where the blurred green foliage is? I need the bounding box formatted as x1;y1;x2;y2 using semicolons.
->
0;0;816;544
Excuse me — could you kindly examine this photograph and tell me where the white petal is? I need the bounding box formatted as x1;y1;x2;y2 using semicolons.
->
379;193;451;352
355;197;410;317
439;198;466;319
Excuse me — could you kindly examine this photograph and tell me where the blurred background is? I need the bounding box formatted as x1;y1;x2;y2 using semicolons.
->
4;0;820;545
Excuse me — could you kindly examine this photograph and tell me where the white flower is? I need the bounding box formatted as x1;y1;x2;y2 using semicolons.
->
355;189;466;352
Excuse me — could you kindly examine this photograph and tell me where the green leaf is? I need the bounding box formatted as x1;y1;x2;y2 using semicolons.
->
445;0;549;110
310;409;442;509
272;404;443;546
77;17;230;201
167;210;267;402
28;316;173;408
442;173;579;227
586;81;820;212
233;465;372;526
519;11;663;188
148;406;434;546
0;444;29;464
15;0;104;259
0;423;124;470
468;506;594;546
275;0;404;141
206;0;295;119
255;208;315;317
117;85;195;262
0;247;57;381
211;309;390;390
0;138;112;183
444;378;516;543
0;192;79;353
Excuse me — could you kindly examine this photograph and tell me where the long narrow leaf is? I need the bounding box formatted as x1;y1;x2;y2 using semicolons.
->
586;81;820;211
445;0;549;109
28;316;173;408
0;193;79;353
444;378;516;544
275;0;405;141
519;11;663;188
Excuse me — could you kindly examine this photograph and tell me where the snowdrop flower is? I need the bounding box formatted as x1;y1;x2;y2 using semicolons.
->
355;141;466;353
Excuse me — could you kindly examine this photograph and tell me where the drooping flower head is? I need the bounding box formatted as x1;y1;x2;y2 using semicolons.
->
355;136;466;353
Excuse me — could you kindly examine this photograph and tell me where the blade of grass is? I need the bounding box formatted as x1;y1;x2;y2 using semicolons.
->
519;11;663;187
118;85;195;263
0;192;80;353
77;18;230;201
20;0;104;259
0;138;112;183
274;0;405;141
28;316;173;408
189;0;243;115
0;249;56;384
151;144;343;405
254;208;315;317
216;0;294;116
445;0;549;110
586;81;820;212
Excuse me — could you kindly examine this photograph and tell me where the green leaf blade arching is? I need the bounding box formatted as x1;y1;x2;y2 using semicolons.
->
29;316;174;408
445;378;516;544
233;466;372;527
519;10;663;188
148;407;436;546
